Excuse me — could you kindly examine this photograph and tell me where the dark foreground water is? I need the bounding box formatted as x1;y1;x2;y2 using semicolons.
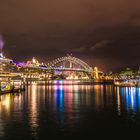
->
1;81;140;139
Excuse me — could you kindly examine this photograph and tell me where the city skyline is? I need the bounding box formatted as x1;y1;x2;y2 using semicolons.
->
1;1;140;139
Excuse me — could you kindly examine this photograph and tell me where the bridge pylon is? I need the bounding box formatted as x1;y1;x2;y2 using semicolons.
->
91;67;99;80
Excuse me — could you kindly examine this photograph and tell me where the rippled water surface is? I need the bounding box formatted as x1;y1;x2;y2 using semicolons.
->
0;81;140;139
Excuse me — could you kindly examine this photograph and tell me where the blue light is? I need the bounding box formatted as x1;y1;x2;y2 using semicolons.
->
59;80;63;84
56;85;64;112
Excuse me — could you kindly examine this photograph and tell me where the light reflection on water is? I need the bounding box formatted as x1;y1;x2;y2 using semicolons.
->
116;87;140;116
0;82;140;139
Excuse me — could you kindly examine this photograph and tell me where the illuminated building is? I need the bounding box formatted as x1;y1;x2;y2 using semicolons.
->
26;57;40;67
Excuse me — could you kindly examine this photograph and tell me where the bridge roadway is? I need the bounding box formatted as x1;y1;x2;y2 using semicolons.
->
41;67;92;73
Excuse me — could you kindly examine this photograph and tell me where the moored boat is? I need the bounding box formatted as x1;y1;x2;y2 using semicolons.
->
114;79;139;87
0;73;25;95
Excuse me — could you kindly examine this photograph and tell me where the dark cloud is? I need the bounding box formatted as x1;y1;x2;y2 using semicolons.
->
90;40;112;52
0;0;140;71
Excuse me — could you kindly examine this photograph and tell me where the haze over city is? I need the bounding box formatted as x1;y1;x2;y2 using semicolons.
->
0;0;140;72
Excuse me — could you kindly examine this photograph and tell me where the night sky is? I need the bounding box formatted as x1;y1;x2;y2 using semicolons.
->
0;0;140;72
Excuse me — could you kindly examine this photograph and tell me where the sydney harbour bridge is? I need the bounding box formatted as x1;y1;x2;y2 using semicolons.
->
46;55;95;79
48;55;92;73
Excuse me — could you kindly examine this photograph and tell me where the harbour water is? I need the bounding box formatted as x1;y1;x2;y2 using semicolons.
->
0;81;140;139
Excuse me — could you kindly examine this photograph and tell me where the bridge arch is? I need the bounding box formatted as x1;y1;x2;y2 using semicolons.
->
48;55;92;73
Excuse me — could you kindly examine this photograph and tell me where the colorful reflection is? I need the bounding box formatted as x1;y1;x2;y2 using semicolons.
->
27;84;39;138
1;82;140;139
116;87;140;115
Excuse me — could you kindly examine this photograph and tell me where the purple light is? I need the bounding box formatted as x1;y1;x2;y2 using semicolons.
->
16;62;26;66
0;35;4;50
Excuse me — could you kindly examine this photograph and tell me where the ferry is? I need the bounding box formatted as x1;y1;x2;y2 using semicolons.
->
114;79;139;87
0;73;25;95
